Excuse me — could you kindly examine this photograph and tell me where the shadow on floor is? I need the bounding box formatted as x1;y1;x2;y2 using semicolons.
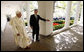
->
1;23;83;51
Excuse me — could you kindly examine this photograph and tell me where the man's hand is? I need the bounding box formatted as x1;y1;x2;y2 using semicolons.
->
46;19;50;21
17;33;20;36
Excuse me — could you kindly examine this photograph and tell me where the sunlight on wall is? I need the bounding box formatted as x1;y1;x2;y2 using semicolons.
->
1;1;22;32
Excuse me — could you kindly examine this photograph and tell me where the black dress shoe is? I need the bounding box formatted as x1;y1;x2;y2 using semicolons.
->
36;39;40;42
25;46;31;49
32;40;34;42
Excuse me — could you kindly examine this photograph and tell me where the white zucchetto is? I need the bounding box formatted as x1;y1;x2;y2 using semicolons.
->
16;11;21;14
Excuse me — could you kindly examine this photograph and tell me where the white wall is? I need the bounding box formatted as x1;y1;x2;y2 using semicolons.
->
1;1;23;32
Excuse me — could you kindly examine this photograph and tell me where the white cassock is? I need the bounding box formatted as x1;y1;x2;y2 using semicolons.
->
10;16;31;48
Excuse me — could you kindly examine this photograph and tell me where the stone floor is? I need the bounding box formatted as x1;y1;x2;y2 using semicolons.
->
1;22;83;51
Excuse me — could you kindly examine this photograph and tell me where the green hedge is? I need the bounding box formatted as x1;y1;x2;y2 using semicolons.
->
53;20;65;24
53;24;64;31
25;22;28;26
24;21;28;26
70;20;74;25
53;20;74;31
53;20;74;26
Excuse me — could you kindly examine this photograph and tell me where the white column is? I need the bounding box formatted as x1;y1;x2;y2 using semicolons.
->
74;1;81;25
80;1;83;26
64;1;72;28
38;1;54;36
26;1;32;32
45;1;53;36
20;1;25;19
38;1;46;35
26;1;31;26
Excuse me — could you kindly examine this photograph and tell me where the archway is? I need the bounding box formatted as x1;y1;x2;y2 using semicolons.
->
53;1;67;31
69;1;83;26
20;1;38;33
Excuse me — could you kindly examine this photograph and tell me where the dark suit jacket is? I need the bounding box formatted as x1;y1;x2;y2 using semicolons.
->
30;14;46;32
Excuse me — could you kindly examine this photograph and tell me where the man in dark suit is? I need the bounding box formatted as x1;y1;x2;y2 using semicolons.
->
30;9;50;42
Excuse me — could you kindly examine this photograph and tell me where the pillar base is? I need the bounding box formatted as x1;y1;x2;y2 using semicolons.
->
40;32;52;36
52;27;70;36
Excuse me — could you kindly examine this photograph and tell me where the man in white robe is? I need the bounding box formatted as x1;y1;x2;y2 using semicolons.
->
10;11;31;49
